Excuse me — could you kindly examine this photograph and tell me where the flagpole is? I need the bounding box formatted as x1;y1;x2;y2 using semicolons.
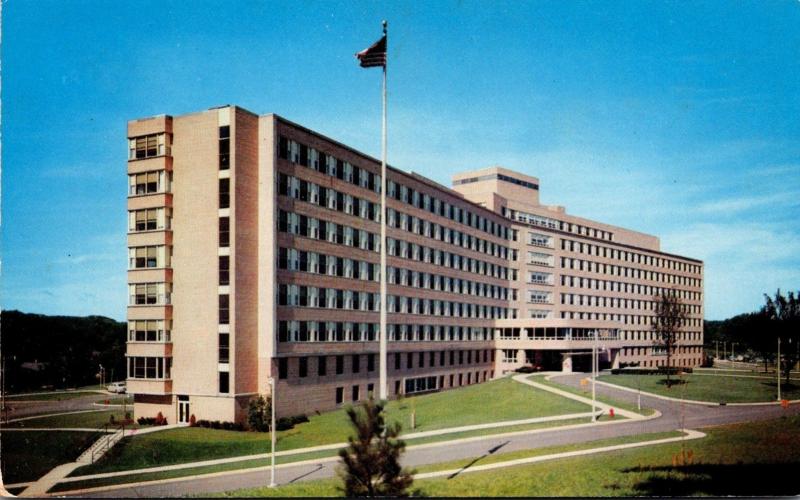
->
379;19;389;401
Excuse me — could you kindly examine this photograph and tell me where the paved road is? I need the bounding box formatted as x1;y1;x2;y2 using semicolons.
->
78;374;800;498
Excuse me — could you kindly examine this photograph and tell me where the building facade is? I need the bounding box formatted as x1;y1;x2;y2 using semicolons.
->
126;105;704;423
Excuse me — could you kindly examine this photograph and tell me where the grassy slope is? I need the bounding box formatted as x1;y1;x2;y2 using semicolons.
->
528;374;654;415
211;415;800;497
72;377;589;475
598;373;800;403
8;409;139;429
0;431;97;484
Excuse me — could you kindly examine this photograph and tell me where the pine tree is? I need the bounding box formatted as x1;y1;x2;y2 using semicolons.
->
338;397;413;497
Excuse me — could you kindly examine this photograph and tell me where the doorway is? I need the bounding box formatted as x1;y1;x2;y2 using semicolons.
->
178;395;190;424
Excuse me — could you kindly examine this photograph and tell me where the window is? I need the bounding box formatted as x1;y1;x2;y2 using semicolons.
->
502;349;518;363
336;355;344;375
128;319;170;342
352;355;360;373
129;246;169;269
368;354;375;372
219;294;230;324
278;358;288;379
336;387;344;404
367;383;374;397
318;356;327;376
219;178;230;208
219;256;230;286
129;282;170;305
404;376;438;395
218;333;229;363
129;171;169;195
352;385;360;402
127;357;171;379
219;371;230;393
129;133;169;160
219;217;230;247
129;208;170;232
219;126;230;169
299;357;308;378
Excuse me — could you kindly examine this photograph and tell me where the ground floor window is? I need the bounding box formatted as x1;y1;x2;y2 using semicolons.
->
405;376;438;395
502;349;518;363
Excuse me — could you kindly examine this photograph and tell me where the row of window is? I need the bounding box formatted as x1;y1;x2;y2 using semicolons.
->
276;349;494;379
387;267;511;300
561;238;702;275
622;345;704;356
282;209;512;282
127;356;172;379
128;282;171;305
560;257;702;289
502;207;614;242
453;173;539;191
128;208;171;233
128;170;171;196
332;370;491;405
128;320;171;342
560;293;702;315
278;320;494;343
496;327;613;341
560;274;703;302
528;232;553;248
279;173;512;263
219;126;230;170
278;136;511;240
128;245;171;269
128;133;170;160
558;309;703;328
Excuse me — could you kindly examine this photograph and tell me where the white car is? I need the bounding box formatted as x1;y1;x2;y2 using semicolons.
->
107;381;127;394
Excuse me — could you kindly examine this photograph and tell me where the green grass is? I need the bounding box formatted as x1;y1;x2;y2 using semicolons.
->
95;396;134;405
0;431;97;484
5;391;101;401
210;415;800;497
69;377;590;476
528;374;655;416
55;415;620;492
7;409;139;429
598;372;800;403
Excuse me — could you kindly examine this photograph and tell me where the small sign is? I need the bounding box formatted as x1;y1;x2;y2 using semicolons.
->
580;378;589;387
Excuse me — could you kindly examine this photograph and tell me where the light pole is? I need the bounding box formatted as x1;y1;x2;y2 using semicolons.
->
591;331;597;422
777;337;782;402
714;340;720;363
731;342;738;365
722;341;727;363
269;377;277;488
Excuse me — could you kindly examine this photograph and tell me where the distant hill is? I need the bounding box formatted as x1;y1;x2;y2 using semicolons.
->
1;310;126;393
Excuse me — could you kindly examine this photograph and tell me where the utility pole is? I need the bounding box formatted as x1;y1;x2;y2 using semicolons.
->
714;340;720;363
591;331;597;422
731;342;738;365
269;377;277;488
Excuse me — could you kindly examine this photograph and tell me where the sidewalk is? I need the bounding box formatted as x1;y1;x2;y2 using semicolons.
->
516;374;644;420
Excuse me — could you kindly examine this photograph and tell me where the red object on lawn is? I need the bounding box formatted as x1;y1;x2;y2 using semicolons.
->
609;408;615;418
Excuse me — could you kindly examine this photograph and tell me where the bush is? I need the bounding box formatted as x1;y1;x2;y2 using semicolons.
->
189;414;197;427
194;419;243;431
136;416;167;426
247;395;271;432
155;411;165;425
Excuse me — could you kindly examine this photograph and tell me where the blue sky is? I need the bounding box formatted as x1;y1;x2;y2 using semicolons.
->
2;0;799;321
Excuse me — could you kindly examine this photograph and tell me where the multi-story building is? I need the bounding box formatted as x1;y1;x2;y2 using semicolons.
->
126;105;704;423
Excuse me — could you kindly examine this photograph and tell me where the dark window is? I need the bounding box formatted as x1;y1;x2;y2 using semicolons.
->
278;358;288;379
352;355;360;373
219;371;229;393
219;217;230;247
299;357;307;378
219;178;230;209
419;352;425;368
218;294;229;324
407;352;413;370
394;353;401;370
368;354;375;372
367;383;374;398
439;351;445;366
219;126;230;170
218;333;229;363
318;356;327;376
395;380;401;395
336;355;344;375
459;351;464;365
335;387;344;404
219;256;230;286
429;351;436;367
352;385;360;401
450;351;455;365
278;136;288;159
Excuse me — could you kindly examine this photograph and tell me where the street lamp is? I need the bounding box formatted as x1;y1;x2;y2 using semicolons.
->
591;331;597;422
731;342;738;365
777;337;782;402
269;377;277;488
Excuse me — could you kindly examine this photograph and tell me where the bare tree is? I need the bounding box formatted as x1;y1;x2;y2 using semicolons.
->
652;289;687;388
338;397;414;497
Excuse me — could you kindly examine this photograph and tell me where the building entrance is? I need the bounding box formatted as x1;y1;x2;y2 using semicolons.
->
178;396;190;424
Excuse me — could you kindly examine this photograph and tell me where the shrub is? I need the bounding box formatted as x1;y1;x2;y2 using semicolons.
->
247;395;271;432
109;414;116;424
189;414;197;427
155;411;165;425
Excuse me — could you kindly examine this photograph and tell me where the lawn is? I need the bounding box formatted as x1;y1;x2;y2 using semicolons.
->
71;377;590;475
528;374;655;416
95;395;134;405
7;409;138;429
5;391;101;402
209;415;800;497
0;431;97;484
598;372;800;403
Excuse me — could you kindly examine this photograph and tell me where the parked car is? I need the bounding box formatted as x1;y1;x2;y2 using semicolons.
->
107;381;127;394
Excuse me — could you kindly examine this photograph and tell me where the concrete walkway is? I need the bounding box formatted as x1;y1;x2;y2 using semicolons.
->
3;408;113;424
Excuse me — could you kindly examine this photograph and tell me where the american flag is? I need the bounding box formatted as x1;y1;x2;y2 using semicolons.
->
356;35;386;68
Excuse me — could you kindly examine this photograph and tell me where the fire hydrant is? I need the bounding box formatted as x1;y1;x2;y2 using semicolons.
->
609;408;615;419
